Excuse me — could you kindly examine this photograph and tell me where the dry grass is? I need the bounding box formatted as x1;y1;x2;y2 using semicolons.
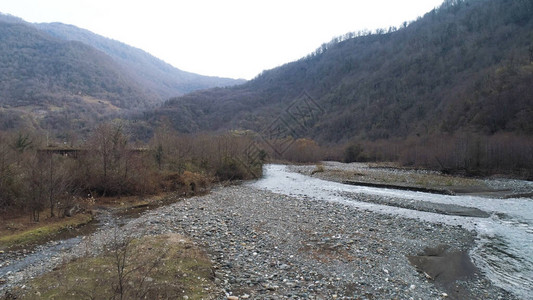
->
317;162;489;192
311;163;325;175
81;95;120;111
21;234;218;299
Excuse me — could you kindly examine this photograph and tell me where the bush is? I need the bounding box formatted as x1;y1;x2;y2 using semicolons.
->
215;158;248;181
180;171;210;194
344;144;364;163
282;138;322;163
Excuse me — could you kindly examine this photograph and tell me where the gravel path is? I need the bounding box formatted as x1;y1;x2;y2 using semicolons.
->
2;184;516;299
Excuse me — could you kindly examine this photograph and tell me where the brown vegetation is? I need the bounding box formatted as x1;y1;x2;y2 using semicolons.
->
22;233;217;299
0;123;264;223
281;138;324;163
343;132;533;179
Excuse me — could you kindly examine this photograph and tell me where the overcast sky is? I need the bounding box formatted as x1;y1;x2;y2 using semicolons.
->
1;0;444;79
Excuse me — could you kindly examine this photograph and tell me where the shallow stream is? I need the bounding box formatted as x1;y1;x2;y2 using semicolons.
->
252;164;533;299
1;164;531;299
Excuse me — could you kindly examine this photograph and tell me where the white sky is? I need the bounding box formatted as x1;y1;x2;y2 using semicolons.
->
1;0;444;79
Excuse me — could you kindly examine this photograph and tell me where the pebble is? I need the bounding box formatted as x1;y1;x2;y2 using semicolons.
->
0;183;517;299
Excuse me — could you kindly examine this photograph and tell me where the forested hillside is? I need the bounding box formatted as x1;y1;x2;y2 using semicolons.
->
0;17;151;130
0;13;242;132
151;0;533;141
37;22;244;99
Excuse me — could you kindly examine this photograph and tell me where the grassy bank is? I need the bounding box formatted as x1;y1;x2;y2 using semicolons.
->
0;213;94;251
0;191;187;252
20;234;217;299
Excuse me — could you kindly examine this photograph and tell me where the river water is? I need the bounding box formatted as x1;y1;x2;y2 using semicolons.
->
1;164;531;298
252;164;533;299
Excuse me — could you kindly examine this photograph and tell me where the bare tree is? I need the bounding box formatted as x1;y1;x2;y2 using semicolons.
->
25;153;47;222
86;123;129;195
107;228;168;300
43;152;71;217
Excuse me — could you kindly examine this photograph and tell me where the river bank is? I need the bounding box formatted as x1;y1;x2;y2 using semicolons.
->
2;188;515;299
290;161;533;199
2;163;530;299
165;185;513;299
0;191;200;253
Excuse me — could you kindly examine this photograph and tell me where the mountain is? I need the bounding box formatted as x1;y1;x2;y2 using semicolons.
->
0;13;243;131
149;0;533;142
0;15;149;131
36;22;244;100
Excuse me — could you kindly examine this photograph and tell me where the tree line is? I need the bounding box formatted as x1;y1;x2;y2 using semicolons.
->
342;132;533;179
0;123;263;221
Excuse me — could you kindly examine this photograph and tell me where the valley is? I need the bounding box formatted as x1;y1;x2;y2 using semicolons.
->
0;0;532;299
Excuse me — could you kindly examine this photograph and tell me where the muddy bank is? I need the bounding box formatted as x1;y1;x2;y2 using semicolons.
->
337;190;491;218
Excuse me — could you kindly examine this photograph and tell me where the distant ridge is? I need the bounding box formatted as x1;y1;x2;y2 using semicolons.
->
0;13;244;131
37;22;245;100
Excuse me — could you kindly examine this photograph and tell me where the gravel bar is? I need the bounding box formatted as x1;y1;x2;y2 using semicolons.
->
2;184;515;299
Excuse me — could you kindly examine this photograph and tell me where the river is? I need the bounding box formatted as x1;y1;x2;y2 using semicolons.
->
252;164;533;299
1;164;532;298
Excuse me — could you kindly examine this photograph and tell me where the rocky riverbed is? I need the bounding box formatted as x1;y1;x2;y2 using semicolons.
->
2;182;516;299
